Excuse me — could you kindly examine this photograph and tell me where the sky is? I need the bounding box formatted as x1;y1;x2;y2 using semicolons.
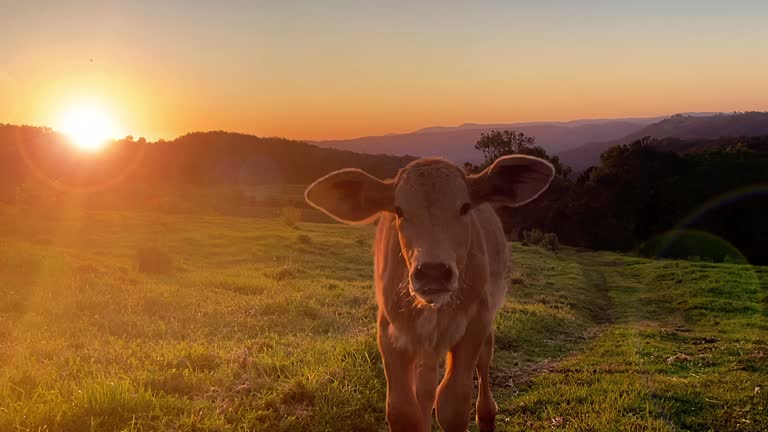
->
1;0;767;141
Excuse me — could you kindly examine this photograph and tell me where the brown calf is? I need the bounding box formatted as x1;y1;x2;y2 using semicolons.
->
305;156;555;431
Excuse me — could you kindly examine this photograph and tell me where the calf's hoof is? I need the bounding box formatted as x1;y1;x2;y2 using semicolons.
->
477;413;496;432
386;410;424;432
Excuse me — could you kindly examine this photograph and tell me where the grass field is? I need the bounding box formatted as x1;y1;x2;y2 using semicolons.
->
1;205;766;431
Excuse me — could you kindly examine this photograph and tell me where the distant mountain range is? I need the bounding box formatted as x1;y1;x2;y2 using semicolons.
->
408;115;693;134
311;113;721;165
557;112;768;170
3;112;767;205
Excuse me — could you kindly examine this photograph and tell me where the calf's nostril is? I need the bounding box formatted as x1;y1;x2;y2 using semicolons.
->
413;262;453;284
440;266;453;282
413;266;427;282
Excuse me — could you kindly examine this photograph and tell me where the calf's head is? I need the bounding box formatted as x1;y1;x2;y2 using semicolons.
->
305;156;555;306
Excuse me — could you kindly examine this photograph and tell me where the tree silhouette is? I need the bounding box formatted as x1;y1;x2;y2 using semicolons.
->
467;130;571;178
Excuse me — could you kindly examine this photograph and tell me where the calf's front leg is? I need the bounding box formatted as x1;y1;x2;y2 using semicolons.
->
435;319;489;432
476;331;498;432
415;354;439;429
378;317;424;432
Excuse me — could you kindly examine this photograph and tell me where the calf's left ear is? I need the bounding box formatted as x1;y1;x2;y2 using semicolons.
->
305;169;394;224
468;155;556;207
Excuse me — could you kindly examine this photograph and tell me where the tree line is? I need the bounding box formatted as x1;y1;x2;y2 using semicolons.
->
472;131;768;264
0;125;413;210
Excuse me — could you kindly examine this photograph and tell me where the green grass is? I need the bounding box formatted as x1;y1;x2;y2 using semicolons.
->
0;205;766;431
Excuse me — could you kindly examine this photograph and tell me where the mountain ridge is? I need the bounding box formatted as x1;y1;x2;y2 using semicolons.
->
311;113;722;164
312;120;650;164
557;112;768;170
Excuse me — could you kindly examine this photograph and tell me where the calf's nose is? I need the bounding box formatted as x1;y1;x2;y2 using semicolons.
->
413;262;453;284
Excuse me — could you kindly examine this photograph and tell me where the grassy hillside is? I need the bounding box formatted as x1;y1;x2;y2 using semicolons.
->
1;206;766;431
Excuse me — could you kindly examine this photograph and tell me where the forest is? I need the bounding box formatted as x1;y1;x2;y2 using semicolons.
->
494;134;768;264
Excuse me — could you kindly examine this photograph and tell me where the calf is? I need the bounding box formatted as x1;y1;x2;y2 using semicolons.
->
305;156;555;432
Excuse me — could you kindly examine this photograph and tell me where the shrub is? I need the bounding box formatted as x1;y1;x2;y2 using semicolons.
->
542;233;560;252
296;234;312;244
521;229;559;252
522;229;544;246
136;246;174;274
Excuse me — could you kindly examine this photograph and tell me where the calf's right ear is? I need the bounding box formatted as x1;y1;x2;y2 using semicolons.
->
305;169;394;224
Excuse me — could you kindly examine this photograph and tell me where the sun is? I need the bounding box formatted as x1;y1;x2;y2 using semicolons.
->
56;103;119;151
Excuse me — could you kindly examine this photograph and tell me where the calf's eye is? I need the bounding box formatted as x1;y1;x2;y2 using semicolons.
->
460;202;472;216
394;206;404;219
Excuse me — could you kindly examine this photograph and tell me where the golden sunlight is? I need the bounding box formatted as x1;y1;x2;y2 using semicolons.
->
55;103;119;151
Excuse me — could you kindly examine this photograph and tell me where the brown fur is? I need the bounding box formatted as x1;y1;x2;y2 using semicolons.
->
305;156;554;431
375;204;504;431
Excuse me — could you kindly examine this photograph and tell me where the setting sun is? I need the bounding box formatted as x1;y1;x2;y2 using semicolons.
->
56;103;119;151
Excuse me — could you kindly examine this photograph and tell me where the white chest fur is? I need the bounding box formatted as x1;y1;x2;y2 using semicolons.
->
387;304;475;353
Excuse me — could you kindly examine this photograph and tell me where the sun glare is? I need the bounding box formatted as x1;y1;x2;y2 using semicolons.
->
56;103;119;151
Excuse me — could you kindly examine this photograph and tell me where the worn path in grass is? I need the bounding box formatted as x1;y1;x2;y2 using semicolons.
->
0;206;766;431
496;251;768;431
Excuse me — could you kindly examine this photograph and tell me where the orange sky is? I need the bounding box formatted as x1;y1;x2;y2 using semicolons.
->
2;1;767;141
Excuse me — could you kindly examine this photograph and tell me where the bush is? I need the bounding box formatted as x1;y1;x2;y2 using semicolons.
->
296;234;312;244
522;229;544;246
542;233;560;252
136;246;174;274
521;229;559;252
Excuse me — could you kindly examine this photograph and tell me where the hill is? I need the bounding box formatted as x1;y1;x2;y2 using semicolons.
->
0;125;415;208
1;206;765;431
312;119;658;164
139;131;414;184
409;116;673;134
558;112;768;171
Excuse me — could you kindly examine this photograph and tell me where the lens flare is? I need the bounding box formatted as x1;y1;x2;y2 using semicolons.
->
644;184;768;263
640;229;748;263
675;184;768;230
